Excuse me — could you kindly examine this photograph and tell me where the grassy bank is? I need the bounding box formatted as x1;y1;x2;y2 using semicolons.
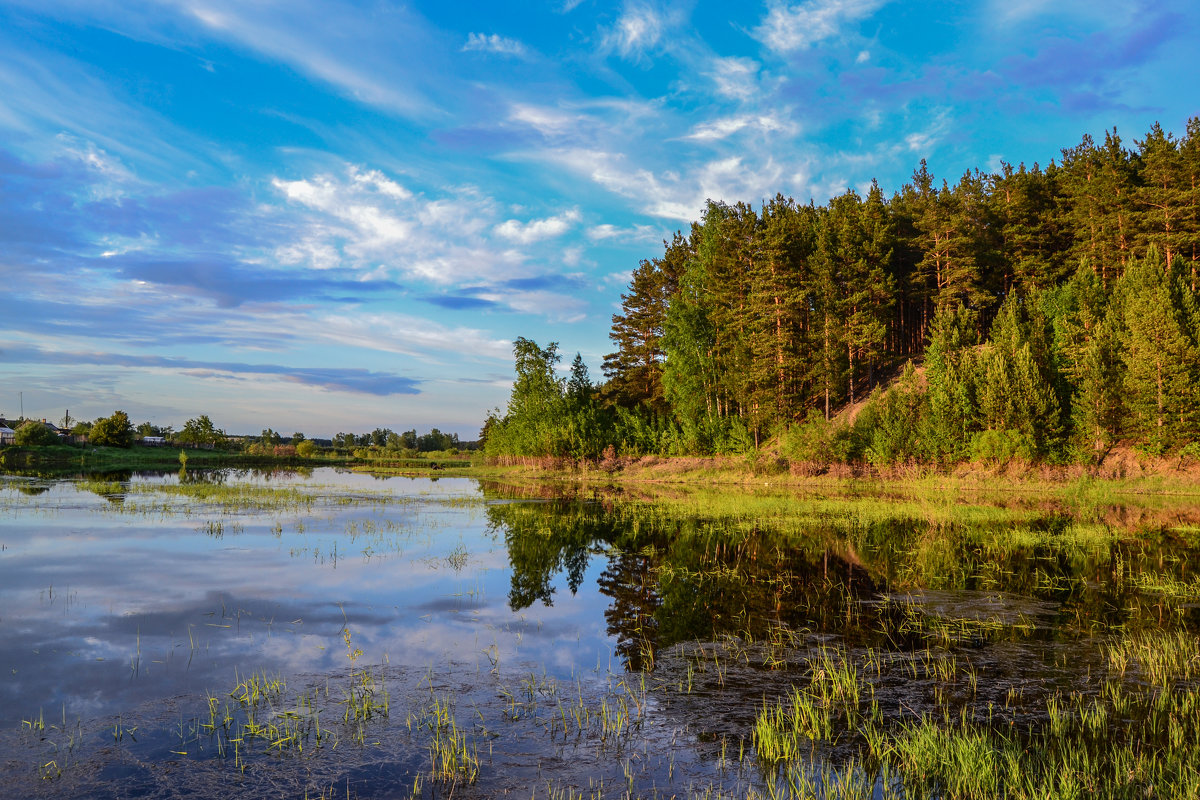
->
0;443;489;477
0;444;356;474
474;450;1200;497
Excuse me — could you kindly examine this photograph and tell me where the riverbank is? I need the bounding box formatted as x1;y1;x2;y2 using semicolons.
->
0;444;352;474
8;443;1200;508
475;448;1200;496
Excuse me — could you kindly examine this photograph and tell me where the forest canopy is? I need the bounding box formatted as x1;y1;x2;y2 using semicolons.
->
485;120;1200;466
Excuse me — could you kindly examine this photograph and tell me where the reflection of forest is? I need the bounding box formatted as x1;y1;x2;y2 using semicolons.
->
483;483;1200;671
485;493;882;670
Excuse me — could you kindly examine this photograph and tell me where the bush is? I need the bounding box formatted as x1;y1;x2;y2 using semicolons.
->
15;420;60;446
296;440;317;458
969;429;1035;465
782;412;859;466
854;369;928;466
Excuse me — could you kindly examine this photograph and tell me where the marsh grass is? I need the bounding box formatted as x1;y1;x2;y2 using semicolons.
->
408;693;479;786
1106;630;1200;686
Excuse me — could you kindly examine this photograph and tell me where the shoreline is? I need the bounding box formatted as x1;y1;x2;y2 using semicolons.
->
7;445;1200;503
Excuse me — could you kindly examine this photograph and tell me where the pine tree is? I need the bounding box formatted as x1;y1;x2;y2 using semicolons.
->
1060;131;1136;284
975;294;1063;456
845;182;896;402
991;161;1070;292
602;234;689;411
1098;130;1138;274
1136;123;1186;270
661;224;720;451
747;194;816;430
1178;117;1200;287
922;304;980;460
911;169;995;316
1117;249;1200;453
810;196;851;419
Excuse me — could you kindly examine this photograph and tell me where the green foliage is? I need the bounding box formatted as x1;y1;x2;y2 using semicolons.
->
975;294;1066;458
853;362;928;465
781;411;859;466
177;414;225;447
484;337;567;458
15;419;60;446
922;304;980;461
969;428;1036;464
88;410;134;448
1116;249;1200;453
496;118;1200;465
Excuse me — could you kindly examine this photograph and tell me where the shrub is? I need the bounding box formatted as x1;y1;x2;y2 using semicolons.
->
15;420;60;446
782;411;859;466
969;429;1035;465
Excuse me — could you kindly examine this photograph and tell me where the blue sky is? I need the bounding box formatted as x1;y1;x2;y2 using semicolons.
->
1;0;1196;438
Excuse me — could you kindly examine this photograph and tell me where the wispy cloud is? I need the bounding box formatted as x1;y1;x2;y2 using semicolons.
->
508;103;586;137
683;114;794;142
180;0;447;118
309;312;512;361
542;147;798;221
0;344;421;395
463;32;528;57
602;3;665;60
706;57;763;101
586;223;663;243
756;0;890;54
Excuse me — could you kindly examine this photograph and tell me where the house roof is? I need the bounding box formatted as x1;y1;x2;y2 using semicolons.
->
0;419;64;433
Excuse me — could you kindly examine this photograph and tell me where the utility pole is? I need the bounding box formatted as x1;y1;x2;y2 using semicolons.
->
19;391;23;420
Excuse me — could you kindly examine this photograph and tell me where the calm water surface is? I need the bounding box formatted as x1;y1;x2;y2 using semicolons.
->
0;468;1197;798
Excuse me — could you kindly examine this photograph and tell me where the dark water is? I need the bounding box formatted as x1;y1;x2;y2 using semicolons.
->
0;469;1197;798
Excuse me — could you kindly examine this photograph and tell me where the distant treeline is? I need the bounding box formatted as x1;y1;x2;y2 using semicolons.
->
9;414;477;456
483;120;1200;465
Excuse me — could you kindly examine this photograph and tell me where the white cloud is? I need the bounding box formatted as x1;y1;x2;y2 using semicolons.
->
604;270;634;288
902;109;952;156
494;209;581;244
603;3;664;59
856;49;871;63
544;148;792;222
586;223;662;243
313;311;512;361
349;166;412;200
182;0;440;118
508;103;584;137
273;173;413;251
55;134;133;184
707;56;762;101
683;114;794;142
471;289;589;323
756;0;889;54
268;162;593;313
462;32;528;58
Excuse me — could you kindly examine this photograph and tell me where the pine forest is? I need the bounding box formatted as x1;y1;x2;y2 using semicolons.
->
483;120;1200;467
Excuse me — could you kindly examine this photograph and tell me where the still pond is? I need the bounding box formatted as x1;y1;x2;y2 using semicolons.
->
1;468;1198;799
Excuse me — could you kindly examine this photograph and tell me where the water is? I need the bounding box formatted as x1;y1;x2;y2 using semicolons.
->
0;468;1197;798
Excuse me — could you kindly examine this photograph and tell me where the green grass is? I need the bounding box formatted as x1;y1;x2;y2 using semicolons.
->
0;443;358;474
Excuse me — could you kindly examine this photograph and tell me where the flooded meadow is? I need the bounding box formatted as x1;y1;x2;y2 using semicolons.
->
0;467;1198;799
